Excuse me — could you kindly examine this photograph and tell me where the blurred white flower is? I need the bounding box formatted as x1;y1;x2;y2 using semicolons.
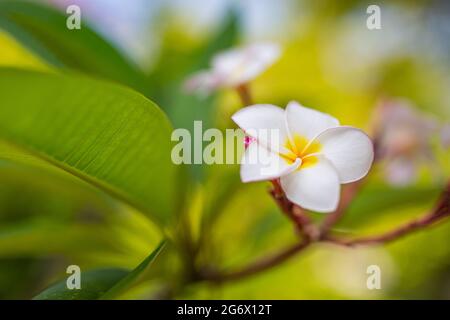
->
232;101;374;213
374;98;439;186
184;43;281;94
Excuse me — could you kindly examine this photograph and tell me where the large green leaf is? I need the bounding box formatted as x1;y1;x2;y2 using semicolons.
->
101;241;166;299
33;241;165;300
0;68;177;226
33;268;128;300
0;0;148;94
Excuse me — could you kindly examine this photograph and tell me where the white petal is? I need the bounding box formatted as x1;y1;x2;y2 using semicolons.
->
212;43;281;87
240;141;301;182
315;126;374;183
285;101;339;141
280;157;340;213
232;104;289;153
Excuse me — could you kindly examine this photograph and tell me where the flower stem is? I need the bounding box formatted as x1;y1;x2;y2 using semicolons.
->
202;240;310;283
270;179;318;240
235;84;253;106
325;181;450;246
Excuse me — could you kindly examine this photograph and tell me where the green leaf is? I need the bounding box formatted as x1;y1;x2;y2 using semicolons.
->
0;68;177;226
101;240;166;299
33;268;128;300
33;241;165;300
0;0;148;94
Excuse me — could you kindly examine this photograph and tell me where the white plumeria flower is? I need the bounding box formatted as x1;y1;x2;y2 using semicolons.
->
232;101;374;213
184;43;281;94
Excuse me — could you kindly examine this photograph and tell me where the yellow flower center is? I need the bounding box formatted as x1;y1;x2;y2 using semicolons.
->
282;134;322;169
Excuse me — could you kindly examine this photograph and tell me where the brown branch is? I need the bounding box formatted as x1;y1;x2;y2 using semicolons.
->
202;181;449;283
199;182;315;283
235;84;253;106
199;181;316;283
325;182;450;246
202;240;310;283
270;180;295;221
270;179;318;240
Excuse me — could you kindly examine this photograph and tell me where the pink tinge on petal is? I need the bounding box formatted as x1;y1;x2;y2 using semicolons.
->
244;135;256;149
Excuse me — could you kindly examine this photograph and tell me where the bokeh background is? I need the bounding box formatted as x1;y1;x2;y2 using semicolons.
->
0;0;449;299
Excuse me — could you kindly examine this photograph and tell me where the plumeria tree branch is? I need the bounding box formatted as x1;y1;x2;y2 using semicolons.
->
325;181;450;246
270;179;319;240
202;180;449;283
203;240;310;283
236;84;253;106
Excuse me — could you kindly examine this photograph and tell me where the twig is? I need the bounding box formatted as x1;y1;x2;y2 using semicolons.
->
235;84;253;106
202;181;449;283
270;179;318;240
202;240;310;283
325;181;450;246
